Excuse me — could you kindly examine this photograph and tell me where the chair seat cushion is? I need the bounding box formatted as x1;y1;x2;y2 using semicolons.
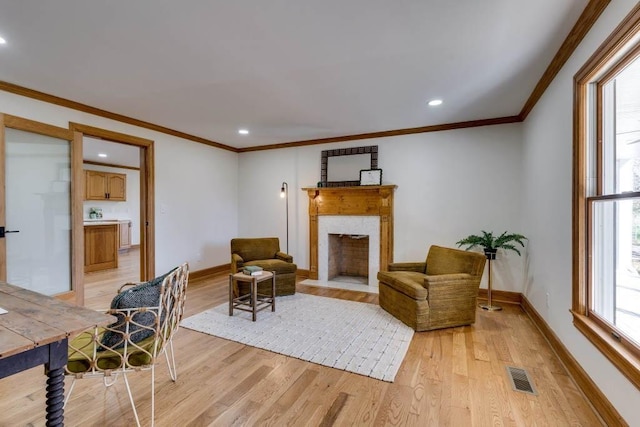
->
245;260;297;274
68;328;154;374
377;271;428;300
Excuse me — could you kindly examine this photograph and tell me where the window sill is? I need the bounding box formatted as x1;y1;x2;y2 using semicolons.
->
571;311;640;390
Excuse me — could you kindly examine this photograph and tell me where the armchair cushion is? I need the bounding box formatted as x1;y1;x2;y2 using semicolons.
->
100;266;177;349
377;271;428;300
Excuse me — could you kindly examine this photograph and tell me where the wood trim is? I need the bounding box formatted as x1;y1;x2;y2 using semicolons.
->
573;76;589;313
572;311;640;391
70;122;153;147
142;143;155;280
4;114;73;140
0;114;5;281
190;264;231;281
0;81;238;152
520;0;611;120
83;160;140;171
239;116;521;152
576;3;640;82
71;131;84;305
296;268;310;279
477;288;521;305
521;297;626;426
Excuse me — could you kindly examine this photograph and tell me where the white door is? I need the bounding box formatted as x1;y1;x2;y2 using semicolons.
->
1;125;72;295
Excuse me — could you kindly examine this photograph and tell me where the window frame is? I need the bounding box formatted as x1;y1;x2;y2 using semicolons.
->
573;3;640;390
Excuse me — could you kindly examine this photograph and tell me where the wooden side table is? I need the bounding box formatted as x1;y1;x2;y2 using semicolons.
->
229;271;276;321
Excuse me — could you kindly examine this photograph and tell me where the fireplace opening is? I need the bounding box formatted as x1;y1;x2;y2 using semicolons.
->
328;234;369;285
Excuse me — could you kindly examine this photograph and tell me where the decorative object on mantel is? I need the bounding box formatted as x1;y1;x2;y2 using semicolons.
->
456;231;527;311
320;145;378;187
360;168;382;186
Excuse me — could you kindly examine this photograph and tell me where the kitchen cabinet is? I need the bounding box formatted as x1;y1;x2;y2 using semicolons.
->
85;170;126;201
84;223;118;272
119;220;132;251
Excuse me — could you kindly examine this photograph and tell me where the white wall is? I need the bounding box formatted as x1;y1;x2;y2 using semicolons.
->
83;164;141;245
239;123;525;291
0;91;239;274
521;0;640;423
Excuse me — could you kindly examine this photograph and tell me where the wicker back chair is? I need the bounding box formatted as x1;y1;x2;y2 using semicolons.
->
64;262;189;427
377;246;485;331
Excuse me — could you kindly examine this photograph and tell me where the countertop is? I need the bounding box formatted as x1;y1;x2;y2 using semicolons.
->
83;219;131;226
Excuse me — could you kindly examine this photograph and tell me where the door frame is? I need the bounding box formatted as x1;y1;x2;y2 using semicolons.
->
0;114;82;303
69;123;155;284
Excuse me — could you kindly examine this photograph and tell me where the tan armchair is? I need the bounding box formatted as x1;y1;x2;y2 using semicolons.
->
231;237;297;296
377;245;485;331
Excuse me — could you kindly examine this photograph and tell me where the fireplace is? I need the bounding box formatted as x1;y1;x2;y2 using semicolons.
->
328;234;369;282
319;217;379;286
303;185;396;290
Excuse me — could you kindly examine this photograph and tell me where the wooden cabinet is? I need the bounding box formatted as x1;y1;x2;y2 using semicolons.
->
84;224;118;273
118;220;132;251
85;170;126;201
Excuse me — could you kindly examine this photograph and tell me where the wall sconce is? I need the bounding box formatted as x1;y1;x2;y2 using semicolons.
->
280;182;289;253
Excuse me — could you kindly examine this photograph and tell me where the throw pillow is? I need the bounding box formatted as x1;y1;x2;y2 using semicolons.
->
100;266;178;350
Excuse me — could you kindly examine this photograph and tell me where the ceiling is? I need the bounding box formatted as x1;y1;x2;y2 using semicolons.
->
0;1;589;150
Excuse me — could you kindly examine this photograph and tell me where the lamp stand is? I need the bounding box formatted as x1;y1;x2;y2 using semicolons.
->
281;182;289;253
480;256;501;311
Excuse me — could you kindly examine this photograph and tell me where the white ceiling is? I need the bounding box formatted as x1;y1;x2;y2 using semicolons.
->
0;1;588;149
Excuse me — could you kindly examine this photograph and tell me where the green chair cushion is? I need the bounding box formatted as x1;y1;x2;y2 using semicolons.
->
68;328;154;374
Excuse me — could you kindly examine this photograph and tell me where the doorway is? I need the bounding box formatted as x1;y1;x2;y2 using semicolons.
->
0;114;82;302
70;123;155;305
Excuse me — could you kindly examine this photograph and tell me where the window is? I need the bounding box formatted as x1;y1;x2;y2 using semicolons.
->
573;5;640;389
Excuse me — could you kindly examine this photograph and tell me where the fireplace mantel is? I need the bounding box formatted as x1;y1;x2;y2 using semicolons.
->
302;185;396;280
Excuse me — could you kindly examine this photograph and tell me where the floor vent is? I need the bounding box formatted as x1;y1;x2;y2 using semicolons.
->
506;366;537;395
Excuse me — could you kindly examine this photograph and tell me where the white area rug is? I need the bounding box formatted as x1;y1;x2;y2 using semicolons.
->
181;293;414;382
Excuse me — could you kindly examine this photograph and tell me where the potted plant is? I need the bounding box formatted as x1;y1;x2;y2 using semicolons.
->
456;231;527;311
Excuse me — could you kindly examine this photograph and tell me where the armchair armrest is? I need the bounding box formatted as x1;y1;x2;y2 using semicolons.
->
424;273;479;301
388;262;426;273
275;251;293;262
231;253;244;272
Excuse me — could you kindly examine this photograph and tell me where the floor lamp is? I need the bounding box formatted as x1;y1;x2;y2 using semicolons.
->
280;182;289;253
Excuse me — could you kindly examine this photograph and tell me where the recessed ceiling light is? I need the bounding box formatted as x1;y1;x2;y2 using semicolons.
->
98;153;108;158
0;37;6;45
428;99;443;106
238;129;249;135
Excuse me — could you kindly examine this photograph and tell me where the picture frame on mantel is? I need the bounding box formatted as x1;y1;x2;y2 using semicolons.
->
360;168;382;186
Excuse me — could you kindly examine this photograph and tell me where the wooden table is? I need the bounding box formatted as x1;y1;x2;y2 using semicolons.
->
229;271;276;321
0;282;115;426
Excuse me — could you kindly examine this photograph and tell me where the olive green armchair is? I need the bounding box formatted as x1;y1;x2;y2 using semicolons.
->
231;237;297;296
377;245;486;331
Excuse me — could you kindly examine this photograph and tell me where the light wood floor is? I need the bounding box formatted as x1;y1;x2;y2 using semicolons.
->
0;253;603;426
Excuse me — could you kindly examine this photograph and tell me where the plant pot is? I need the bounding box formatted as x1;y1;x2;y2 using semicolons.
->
484;248;497;260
